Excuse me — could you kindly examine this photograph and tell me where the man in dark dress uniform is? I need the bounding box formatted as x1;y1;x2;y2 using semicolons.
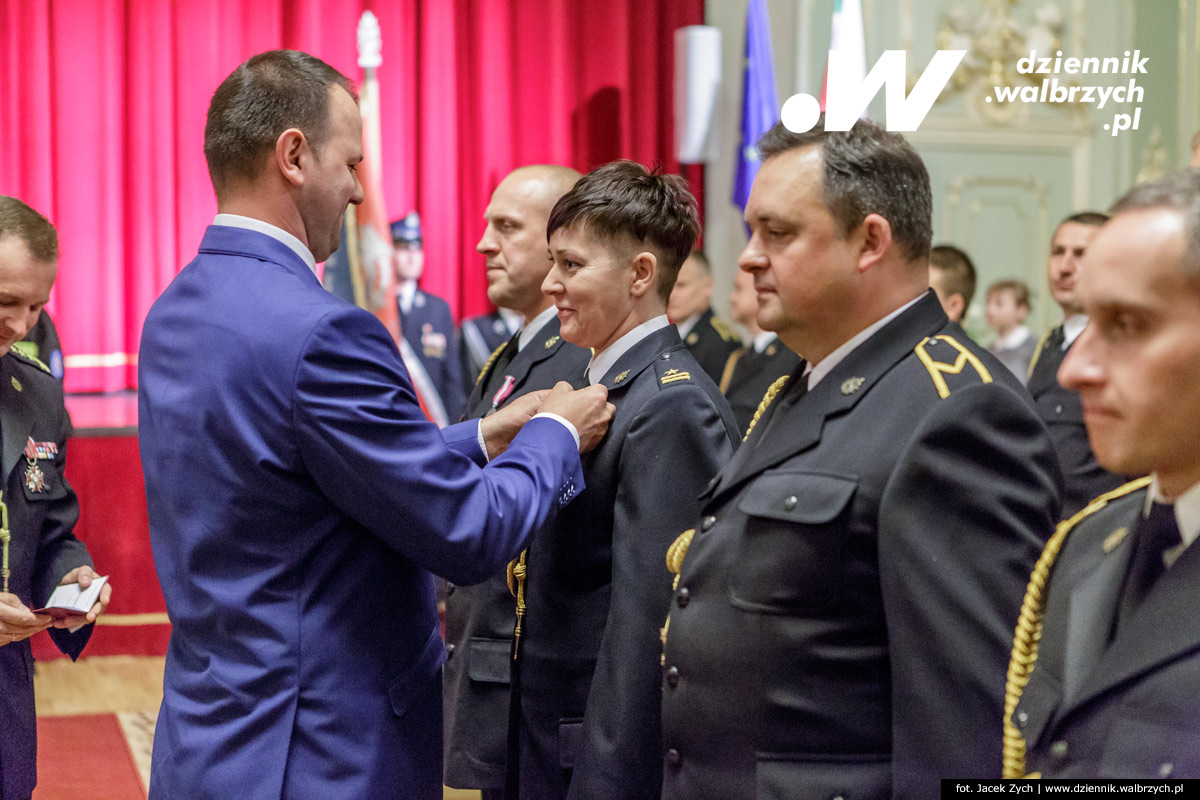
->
658;119;1063;800
667;250;740;385
719;267;800;436
443;165;589;800
458;308;520;398
509;162;738;800
1027;212;1134;517
1006;169;1200;779
0;196;110;800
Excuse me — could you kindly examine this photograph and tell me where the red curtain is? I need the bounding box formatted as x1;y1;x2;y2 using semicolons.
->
0;0;703;393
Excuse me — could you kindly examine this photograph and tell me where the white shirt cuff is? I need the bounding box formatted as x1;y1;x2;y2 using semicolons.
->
475;419;490;463
532;412;581;450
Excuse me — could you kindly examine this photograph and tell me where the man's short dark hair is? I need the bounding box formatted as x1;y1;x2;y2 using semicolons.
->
755;116;932;263
547;161;700;301
929;244;977;315
1109;168;1200;280
987;279;1031;310
1055;211;1109;231
0;196;58;263
204;50;356;196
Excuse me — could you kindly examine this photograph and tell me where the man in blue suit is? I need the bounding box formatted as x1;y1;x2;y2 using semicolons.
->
138;50;612;800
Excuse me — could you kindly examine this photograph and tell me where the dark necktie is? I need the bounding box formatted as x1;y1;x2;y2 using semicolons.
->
1115;501;1182;638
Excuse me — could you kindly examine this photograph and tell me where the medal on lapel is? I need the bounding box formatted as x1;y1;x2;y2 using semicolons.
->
490;375;517;412
22;437;57;493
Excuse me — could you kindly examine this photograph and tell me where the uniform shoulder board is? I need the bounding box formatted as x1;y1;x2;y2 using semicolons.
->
709;315;740;343
913;334;993;399
655;361;695;388
8;344;52;375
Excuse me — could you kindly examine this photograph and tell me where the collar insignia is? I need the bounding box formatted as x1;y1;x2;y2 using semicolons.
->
613;370;629;384
841;376;865;395
661;368;691;385
11;376;21;392
544;335;560;350
686;332;699;345
1102;527;1129;553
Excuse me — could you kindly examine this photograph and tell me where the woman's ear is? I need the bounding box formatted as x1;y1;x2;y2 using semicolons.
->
629;251;658;298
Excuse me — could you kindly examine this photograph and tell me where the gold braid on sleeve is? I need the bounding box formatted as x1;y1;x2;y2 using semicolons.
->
508;549;529;661
1002;476;1152;778
742;375;789;442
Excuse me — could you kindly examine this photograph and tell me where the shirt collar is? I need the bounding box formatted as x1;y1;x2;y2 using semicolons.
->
806;293;924;390
499;307;524;335
1146;475;1200;553
587;315;671;385
994;325;1031;350
674;311;702;339
752;331;777;353
1062;314;1089;348
213;214;316;274
398;280;417;313
518;306;559;352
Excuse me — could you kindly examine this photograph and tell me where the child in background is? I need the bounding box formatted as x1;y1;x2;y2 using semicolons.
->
985;279;1036;381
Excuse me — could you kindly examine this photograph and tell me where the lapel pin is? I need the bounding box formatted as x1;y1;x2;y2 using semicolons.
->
841;376;865;395
613;370;629;384
10;376;21;392
1102;527;1128;553
686;332;699;345
544;335;560;349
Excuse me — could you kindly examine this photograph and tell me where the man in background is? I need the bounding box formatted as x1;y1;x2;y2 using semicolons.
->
928;243;977;327
443;164;589;800
668;250;740;384
0;195;110;800
720;267;799;437
393;211;466;423
1028;212;1133;516
1007;169;1200;779
138;50;611;800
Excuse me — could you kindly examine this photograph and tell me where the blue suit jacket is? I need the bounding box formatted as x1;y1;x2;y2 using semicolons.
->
138;226;583;800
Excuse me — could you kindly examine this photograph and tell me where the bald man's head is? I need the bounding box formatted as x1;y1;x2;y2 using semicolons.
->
478;165;582;319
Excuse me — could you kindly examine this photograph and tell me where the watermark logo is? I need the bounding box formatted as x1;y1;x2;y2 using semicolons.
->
781;50;967;133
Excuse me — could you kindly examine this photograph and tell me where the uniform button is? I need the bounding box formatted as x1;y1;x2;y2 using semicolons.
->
666;666;680;687
1055;404;1063;414
677;587;690;607
666;748;681;766
446;643;456;658
1050;740;1069;759
1016;711;1028;728
783;495;798;511
701;515;716;532
661;352;671;360
446;583;456;596
1159;763;1174;778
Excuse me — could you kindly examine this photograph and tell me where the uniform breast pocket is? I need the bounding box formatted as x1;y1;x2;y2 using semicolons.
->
728;471;857;614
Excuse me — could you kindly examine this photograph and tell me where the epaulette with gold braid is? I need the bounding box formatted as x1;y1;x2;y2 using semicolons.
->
914;334;993;398
8;345;51;374
1001;476;1152;779
743;375;789;442
709;315;740;343
473;341;507;388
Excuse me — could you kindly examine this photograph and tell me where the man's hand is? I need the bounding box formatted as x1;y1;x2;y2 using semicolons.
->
55;566;112;627
480;389;551;460
539;382;614;453
0;592;51;646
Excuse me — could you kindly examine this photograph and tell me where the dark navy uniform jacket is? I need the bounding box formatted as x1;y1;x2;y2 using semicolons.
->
720;335;801;438
0;349;93;800
458;311;516;397
1027;325;1132;517
401;287;466;422
442;314;590;791
1011;478;1200;779
679;307;740;387
661;293;1063;800
513;324;738;800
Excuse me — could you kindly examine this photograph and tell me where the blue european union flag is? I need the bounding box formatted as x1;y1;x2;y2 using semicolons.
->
732;0;779;213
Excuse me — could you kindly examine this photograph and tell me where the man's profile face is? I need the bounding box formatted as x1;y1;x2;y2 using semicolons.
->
478;173;556;319
1047;221;1099;315
300;86;364;264
0;235;55;352
1059;209;1200;496
739;145;860;359
667;256;712;321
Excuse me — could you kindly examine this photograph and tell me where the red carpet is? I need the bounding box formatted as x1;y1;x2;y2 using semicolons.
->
34;715;146;799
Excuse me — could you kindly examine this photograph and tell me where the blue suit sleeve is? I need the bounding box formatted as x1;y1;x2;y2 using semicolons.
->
293;307;583;585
